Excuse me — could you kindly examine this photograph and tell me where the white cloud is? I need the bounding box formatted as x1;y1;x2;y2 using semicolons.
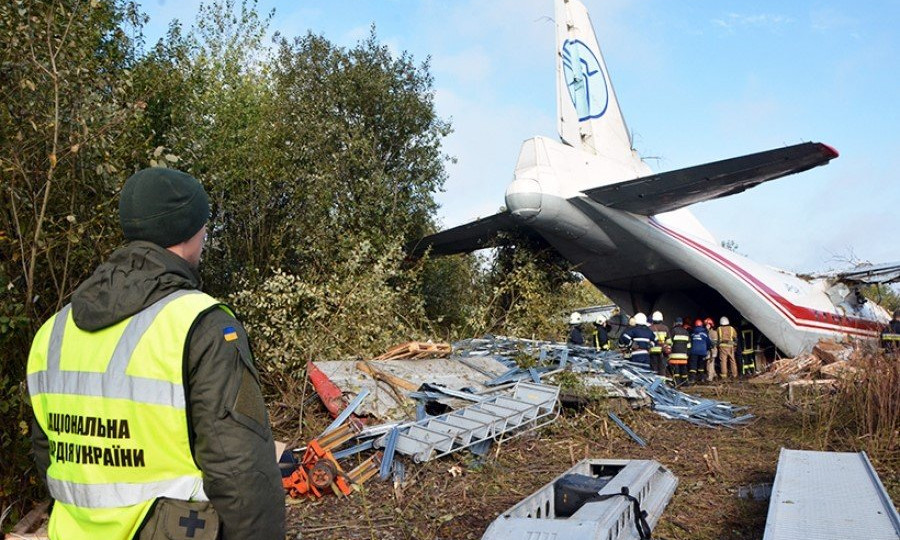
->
711;13;793;34
810;7;857;32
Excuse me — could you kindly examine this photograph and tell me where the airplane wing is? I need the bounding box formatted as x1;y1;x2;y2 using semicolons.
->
408;211;525;256
825;262;900;284
583;142;838;215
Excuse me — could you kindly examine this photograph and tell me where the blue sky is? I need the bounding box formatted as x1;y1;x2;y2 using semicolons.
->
138;0;899;273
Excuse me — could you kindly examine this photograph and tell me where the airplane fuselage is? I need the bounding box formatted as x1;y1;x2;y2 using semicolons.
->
506;137;889;357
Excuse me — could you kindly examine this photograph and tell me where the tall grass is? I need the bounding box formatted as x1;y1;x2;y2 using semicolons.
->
814;351;899;468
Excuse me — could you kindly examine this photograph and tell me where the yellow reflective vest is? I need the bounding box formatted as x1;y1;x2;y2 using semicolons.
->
27;290;224;540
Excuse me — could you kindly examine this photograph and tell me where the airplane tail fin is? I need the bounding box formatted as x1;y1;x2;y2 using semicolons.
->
556;0;637;165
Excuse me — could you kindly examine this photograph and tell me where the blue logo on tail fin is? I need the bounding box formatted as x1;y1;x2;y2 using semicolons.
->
561;39;608;121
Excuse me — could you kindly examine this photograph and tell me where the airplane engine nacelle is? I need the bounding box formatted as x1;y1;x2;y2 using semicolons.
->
507;170;610;246
505;176;543;220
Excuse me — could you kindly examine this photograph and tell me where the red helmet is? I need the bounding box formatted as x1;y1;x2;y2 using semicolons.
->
694;319;703;327
704;317;714;327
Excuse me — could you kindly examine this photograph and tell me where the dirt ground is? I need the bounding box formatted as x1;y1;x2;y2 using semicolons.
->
284;381;898;540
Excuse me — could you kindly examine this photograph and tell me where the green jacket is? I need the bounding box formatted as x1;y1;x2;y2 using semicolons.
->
31;241;285;539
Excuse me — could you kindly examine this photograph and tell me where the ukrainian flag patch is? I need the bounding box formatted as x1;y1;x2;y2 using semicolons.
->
223;326;238;342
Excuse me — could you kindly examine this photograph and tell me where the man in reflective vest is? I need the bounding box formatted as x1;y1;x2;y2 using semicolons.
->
882;309;900;352
648;311;671;377
716;317;739;378
668;318;690;386
593;315;611;350
27;168;285;540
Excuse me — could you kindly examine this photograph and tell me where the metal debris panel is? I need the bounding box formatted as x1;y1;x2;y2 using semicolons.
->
482;458;678;540
763;449;900;540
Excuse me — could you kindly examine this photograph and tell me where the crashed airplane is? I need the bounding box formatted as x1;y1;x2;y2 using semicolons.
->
411;0;898;357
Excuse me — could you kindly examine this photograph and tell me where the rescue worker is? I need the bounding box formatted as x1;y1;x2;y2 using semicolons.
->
689;319;713;384
717;316;739;378
648;311;671;377
882;309;900;352
568;312;585;346
740;319;757;375
593;315;611;350
618;312;657;367
703;317;716;381
27;168;285;540
618;316;636;360
668;317;690;386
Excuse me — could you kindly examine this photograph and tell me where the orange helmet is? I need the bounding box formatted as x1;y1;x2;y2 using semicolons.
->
694;319;703;327
704;317;714;327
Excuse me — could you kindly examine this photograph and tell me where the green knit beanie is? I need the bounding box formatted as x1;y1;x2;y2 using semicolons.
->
119;168;210;247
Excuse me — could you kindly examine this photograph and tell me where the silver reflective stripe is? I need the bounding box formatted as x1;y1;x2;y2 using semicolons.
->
27;370;184;407
48;475;207;508
28;290;202;408
46;304;71;373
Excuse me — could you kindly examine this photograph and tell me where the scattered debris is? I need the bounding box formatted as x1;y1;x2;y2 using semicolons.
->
607;411;647;447
373;341;453;361
282;420;382;499
782;379;836;404
378;381;560;463
454;336;752;427
763;449;900;539
481;458;678;540
753;353;822;383
310;355;509;421
811;340;853;365
752;339;862;385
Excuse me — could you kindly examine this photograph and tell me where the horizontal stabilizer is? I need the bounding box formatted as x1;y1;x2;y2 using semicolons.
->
408;212;527;257
583;142;838;215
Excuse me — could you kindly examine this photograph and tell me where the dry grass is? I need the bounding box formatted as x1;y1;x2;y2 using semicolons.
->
812;351;899;464
281;379;899;539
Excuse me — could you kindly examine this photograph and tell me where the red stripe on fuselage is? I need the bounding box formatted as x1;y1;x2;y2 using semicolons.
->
648;218;881;337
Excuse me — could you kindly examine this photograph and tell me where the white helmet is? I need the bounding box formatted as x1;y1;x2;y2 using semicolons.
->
720;316;730;326
634;312;648;326
596;315;608;325
651;311;663;323
569;312;582;325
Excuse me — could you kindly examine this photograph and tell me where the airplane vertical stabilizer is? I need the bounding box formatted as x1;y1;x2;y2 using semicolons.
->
555;0;640;171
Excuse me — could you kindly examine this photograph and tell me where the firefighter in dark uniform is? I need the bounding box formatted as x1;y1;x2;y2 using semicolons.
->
668;317;690;386
882;309;900;351
618;312;657;368
593;315;611;350
649;311;671;377
689;319;713;384
740;319;757;375
568;312;585;345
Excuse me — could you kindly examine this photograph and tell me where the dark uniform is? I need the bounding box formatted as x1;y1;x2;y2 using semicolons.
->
568;325;585;346
740;320;757;375
689;324;712;383
619;325;657;367
593;322;610;350
669;322;690;385
882;314;900;351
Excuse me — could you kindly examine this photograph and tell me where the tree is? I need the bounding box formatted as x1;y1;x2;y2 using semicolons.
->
0;0;147;523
